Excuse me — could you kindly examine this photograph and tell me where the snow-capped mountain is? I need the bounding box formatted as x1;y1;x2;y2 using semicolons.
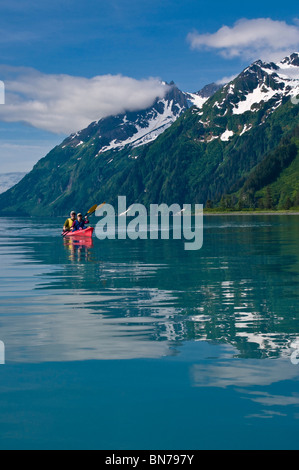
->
1;53;299;216
231;53;299;114
61;82;216;155
0;172;27;194
196;53;299;143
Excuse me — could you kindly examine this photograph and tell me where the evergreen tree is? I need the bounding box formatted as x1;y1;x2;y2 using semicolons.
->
294;191;299;207
264;187;274;210
258;198;265;210
283;196;292;210
219;196;226;211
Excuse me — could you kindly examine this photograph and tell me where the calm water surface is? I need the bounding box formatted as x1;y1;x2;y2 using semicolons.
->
0;215;298;449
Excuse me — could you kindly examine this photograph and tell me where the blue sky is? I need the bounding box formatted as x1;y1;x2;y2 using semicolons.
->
0;0;299;171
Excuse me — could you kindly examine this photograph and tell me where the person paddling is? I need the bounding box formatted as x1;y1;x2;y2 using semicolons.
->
63;211;77;233
72;213;89;232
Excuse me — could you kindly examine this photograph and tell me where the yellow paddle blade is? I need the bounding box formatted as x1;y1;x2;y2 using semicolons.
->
86;202;106;216
95;202;106;211
86;204;99;215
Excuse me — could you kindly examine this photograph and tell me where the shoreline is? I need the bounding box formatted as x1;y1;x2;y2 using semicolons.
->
203;211;299;216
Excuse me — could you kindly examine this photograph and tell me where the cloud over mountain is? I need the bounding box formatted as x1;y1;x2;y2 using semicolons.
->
0;66;169;134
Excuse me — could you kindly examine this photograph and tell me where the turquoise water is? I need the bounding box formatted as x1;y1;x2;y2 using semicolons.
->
0;215;299;449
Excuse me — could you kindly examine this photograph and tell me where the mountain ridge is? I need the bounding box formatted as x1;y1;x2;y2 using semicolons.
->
1;54;299;216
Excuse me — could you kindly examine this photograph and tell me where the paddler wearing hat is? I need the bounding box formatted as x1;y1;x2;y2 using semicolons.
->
63;211;77;233
72;212;90;232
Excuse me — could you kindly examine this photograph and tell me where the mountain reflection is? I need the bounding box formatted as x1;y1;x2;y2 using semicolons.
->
0;215;298;362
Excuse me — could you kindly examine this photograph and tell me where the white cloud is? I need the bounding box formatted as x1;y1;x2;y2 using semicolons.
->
216;74;238;85
187;18;299;62
0;66;169;134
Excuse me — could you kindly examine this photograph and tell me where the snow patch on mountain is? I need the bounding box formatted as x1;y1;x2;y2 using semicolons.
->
220;130;234;141
95;89;215;155
97;98;185;154
240;124;252;136
232;84;279;115
185;93;208;109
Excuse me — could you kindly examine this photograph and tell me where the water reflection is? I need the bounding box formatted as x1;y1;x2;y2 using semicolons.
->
190;351;299;420
191;356;298;389
63;237;94;262
0;216;298;362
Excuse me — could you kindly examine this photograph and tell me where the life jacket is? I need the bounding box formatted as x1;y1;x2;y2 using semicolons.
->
64;218;75;230
72;220;87;231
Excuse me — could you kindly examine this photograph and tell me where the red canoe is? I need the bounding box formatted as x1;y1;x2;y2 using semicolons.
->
63;227;94;238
